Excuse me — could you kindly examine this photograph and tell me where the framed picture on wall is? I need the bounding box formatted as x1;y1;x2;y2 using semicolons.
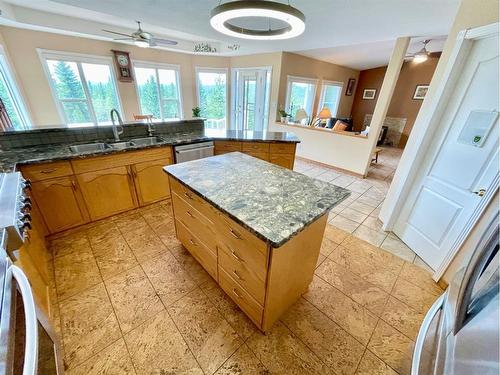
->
345;78;356;96
413;84;429;99
362;88;377;100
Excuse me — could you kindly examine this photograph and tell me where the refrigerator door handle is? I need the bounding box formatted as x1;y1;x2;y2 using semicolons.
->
411;293;445;375
10;265;38;375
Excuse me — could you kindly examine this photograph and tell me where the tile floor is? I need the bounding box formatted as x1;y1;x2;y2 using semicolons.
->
49;147;444;374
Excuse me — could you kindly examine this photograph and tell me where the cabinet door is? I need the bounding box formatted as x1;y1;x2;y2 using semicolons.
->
77;166;137;220
31;176;89;233
133;158;172;206
269;154;295;169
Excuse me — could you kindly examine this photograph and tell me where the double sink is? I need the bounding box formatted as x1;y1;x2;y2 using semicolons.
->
69;136;165;153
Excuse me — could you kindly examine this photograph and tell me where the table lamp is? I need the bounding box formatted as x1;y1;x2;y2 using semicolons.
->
312;107;332;127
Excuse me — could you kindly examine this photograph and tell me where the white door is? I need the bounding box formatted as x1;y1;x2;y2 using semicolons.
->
233;69;270;131
394;33;499;270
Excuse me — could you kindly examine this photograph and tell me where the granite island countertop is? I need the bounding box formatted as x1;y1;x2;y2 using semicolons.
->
0;129;300;172
164;152;350;247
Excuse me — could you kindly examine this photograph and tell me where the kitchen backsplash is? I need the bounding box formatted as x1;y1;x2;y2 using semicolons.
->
0;120;205;150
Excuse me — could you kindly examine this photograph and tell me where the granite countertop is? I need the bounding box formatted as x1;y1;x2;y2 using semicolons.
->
164;152;350;248
0;129;300;172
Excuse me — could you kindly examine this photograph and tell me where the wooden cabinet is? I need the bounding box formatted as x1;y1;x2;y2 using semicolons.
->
31;176;89;233
77;166;137;221
132;157;173;205
269;154;295;169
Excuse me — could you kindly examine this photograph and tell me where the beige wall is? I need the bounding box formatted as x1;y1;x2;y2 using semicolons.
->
277;52;359;119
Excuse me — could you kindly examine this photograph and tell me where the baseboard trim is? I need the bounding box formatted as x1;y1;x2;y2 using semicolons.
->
295;156;365;178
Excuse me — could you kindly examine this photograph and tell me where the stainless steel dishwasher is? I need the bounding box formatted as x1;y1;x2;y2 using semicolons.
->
174;141;214;163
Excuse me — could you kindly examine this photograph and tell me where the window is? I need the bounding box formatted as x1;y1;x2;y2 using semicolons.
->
285;76;318;122
0;47;31;129
319;80;343;117
196;68;227;129
40;50;122;126
133;62;183;121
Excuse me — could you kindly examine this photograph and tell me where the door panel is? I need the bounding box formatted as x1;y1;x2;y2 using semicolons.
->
234;68;270;131
133;158;172;206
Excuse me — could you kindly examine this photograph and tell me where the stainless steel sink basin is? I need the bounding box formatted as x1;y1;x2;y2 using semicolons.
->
69;142;110;153
130;136;164;146
109;141;134;150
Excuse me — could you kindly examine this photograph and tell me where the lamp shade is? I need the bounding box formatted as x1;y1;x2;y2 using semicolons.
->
295;108;308;123
318;107;332;119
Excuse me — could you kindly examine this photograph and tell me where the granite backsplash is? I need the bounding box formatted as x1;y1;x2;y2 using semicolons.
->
0;119;205;150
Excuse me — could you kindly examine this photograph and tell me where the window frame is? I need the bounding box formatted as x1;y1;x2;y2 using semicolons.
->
0;45;32;129
195;66;229;129
285;75;318;120
319;80;343;117
37;49;123;127
132;60;183;121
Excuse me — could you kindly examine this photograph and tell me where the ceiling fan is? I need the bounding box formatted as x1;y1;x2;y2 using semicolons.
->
406;39;431;63
102;21;178;48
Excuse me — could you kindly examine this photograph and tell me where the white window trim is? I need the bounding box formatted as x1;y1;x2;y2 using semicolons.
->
0;45;32;129
195;66;229;126
319;80;344;117
132;60;184;120
37;48;123;126
284;75;318;118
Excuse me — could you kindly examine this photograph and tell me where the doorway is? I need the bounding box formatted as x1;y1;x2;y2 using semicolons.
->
231;67;271;132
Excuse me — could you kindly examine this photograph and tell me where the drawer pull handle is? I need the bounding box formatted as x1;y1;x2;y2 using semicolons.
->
189;239;197;246
230;229;241;239
186;210;194;218
40;168;56;174
184;192;193;200
231;250;243;262
232;270;243;280
232;288;243;298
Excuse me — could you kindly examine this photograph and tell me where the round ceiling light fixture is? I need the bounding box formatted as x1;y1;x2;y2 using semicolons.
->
210;1;305;40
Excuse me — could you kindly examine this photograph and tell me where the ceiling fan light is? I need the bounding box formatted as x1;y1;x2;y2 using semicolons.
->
134;39;149;48
413;53;428;63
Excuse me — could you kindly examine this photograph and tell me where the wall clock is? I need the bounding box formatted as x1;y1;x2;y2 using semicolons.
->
111;50;133;82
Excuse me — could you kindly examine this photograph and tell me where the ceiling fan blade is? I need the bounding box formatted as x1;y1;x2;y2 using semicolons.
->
113;37;134;41
102;29;133;38
153;37;178;46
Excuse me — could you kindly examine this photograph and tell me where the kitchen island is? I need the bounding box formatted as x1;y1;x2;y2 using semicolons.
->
165;152;350;331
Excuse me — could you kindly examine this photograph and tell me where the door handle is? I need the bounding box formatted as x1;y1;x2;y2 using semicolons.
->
473;189;486;197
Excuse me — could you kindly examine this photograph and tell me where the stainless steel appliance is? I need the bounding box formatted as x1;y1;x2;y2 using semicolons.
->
0;172;64;374
412;215;499;375
174;141;214;163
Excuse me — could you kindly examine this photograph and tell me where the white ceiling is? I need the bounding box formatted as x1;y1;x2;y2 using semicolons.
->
0;0;460;69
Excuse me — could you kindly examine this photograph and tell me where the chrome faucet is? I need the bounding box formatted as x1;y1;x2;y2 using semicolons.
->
110;109;124;142
146;116;155;137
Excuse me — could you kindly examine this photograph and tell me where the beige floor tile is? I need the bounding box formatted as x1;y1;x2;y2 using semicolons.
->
141;250;197;307
152;221;177;245
281;298;365;375
316;254;327;269
54;247;101;301
369;206;382;218
316;259;389;315
329;215;360;233
316;171;340;182
353;225;388;247
363;188;387;202
356;195;383;208
66;338;135;375
169;243;213;285
122;224;169;263
367;320;414;375
324;224;350;244
391;278;441;314
105;265;164;333
339;207;369;224
400;261;443;295
215;344;268;375
329;243;403;293
201;279;258;341
380;234;416;263
91;236;138;280
349;201;376;215
247;321;333;375
85;221;121;246
303;276;378;345
168;288;243;374
413;256;434;273
332;175;356;188
141;204;173;230
320;237;338;256
59;283;121;369
347;180;373;194
114;211;148;232
381;297;425;340
124;309;203;374
355;350;398;375
51;233;89;258
361;216;384;231
331;203;348;214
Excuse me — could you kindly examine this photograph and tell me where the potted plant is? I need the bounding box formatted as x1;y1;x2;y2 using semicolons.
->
278;109;289;123
192;107;201;118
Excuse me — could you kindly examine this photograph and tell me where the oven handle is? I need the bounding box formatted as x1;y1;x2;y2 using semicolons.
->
175;145;214;154
11;265;38;375
411;293;445;375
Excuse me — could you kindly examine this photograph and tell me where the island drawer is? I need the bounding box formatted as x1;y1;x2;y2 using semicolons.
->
270;143;296;154
214;141;242;152
269;154;295;169
175;219;217;280
218;244;266;305
169;177;219;223
20;161;73;181
171;192;217;255
244;151;269;162
241;142;270;153
219;267;263;326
